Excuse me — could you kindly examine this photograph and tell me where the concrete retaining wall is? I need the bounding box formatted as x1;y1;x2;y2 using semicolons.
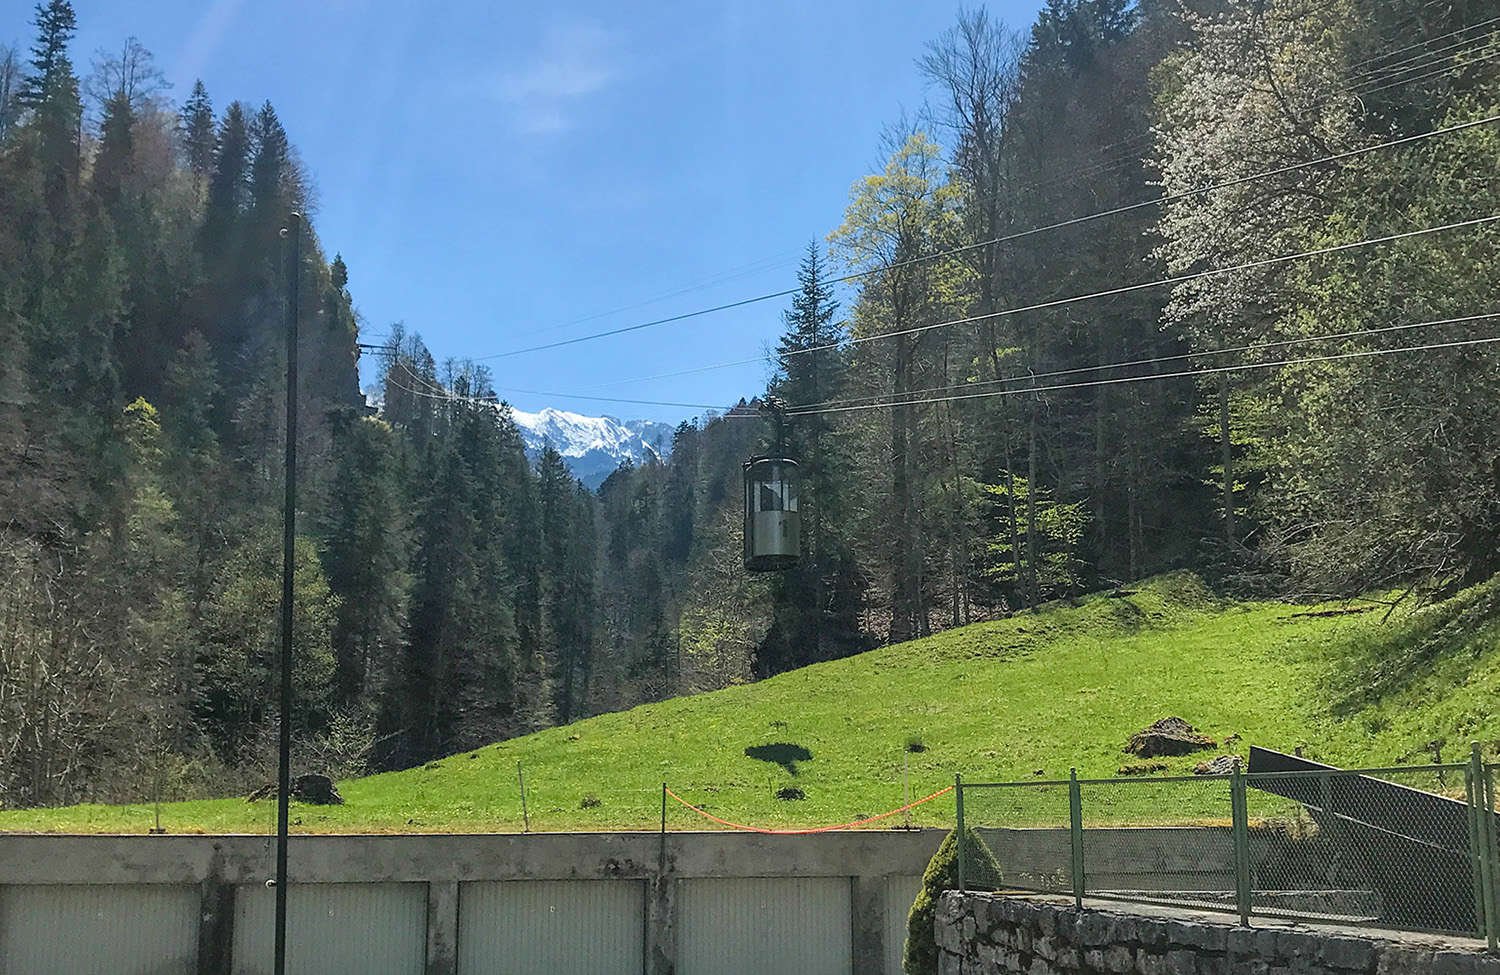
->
0;830;942;975
935;892;1500;975
0;826;1323;974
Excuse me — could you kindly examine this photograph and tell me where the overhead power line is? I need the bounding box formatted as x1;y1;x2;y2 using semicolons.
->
721;212;1500;370
785;330;1500;416
478;113;1500;365
799;311;1500;411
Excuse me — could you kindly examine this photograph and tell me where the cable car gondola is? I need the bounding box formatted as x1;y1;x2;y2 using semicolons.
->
743;398;800;572
743;455;800;571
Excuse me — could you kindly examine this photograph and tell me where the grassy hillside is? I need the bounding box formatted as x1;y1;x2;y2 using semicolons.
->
4;573;1499;835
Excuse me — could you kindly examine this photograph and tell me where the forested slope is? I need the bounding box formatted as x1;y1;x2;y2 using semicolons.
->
2;0;1498;813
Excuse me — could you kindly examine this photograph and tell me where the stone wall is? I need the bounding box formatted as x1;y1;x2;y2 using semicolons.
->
936;892;1500;975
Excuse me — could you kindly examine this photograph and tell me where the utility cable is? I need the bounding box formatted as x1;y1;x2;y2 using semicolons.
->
784;332;1500;416
721;212;1500;370
797;311;1500;411
476;114;1500;363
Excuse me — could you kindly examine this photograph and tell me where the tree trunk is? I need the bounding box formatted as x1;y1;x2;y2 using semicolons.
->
1026;399;1039;609
1220;372;1235;546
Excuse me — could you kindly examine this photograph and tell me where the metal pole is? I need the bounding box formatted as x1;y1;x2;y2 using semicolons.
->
518;761;530;832
1483;757;1500;952
1468;755;1486;939
1068;767;1084;909
273;211;301;975
955;774;965;893
903;752;911;829
1231;760;1251;927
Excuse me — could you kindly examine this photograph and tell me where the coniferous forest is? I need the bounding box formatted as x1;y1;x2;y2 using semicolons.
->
1;0;1497;809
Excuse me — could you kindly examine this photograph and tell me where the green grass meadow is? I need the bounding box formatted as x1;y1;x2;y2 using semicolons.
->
5;572;1499;835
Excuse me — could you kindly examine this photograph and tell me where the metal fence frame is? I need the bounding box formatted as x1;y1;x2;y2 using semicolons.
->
956;744;1500;948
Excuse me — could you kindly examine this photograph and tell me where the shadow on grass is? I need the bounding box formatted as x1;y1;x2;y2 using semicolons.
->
745;743;813;775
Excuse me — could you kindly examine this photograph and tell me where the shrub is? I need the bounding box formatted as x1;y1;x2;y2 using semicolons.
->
903;827;1002;975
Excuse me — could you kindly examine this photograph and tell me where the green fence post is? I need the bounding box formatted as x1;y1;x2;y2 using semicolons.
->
1472;742;1498;952
1231;759;1251;927
1467;758;1486;940
1483;757;1500;953
956;774;966;894
1069;767;1085;910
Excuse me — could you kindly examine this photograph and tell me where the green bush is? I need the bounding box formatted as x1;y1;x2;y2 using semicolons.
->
904;827;1003;975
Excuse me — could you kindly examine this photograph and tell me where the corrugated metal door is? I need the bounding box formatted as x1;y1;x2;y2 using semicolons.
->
883;875;923;975
678;877;851;975
232;882;426;975
458;879;644;975
0;883;199;975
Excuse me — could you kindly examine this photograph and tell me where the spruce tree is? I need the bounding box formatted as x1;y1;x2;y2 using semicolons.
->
179;79;215;180
22;0;81;215
203;101;249;253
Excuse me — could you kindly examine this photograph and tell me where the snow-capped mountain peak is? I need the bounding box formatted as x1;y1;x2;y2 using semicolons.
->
509;407;676;488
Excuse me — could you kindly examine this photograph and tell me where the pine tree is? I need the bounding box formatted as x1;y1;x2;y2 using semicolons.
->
21;0;76;107
249;100;291;227
91;89;132;208
202;101;249;254
21;0;81;215
179;80;215;180
759;244;867;674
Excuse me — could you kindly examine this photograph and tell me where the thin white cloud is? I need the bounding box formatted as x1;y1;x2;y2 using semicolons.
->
487;20;621;135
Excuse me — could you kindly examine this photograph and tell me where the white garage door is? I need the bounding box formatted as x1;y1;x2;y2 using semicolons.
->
0;884;199;975
678;877;851;975
458;879;644;975
232;882;426;975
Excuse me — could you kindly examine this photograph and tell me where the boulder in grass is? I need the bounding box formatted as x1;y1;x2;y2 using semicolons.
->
247;773;344;805
1126;717;1216;758
1193;755;1241;775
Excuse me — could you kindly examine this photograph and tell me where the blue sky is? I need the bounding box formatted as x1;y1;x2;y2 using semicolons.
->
3;0;1046;424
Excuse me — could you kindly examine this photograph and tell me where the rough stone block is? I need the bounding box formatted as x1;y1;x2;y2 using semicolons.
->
1085;948;1109;971
1058;947;1082;970
1431;952;1482;975
1226;929;1258;959
940;949;964;975
1110;916;1140;946
1376;948;1435;975
1231;960;1270;975
1033;956;1061;975
1080;912;1114;947
1136;920;1171;950
1018;927;1035;953
1167;920;1229;953
1317;937;1376;974
1037;935;1061;962
1057;910;1080;942
1275;931;1319;964
938;916;962;952
1138;953;1165;975
1104;945;1137;973
1166;949;1200;975
1200;955;1232;975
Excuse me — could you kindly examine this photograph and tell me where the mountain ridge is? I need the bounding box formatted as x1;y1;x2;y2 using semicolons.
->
509;407;678;489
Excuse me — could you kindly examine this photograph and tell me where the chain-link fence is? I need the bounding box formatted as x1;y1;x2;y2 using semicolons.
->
956;749;1500;945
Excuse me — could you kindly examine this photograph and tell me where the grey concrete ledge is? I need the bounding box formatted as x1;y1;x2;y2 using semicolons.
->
0;828;947;885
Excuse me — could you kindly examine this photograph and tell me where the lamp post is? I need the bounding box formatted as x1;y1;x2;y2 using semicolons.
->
274;211;302;975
